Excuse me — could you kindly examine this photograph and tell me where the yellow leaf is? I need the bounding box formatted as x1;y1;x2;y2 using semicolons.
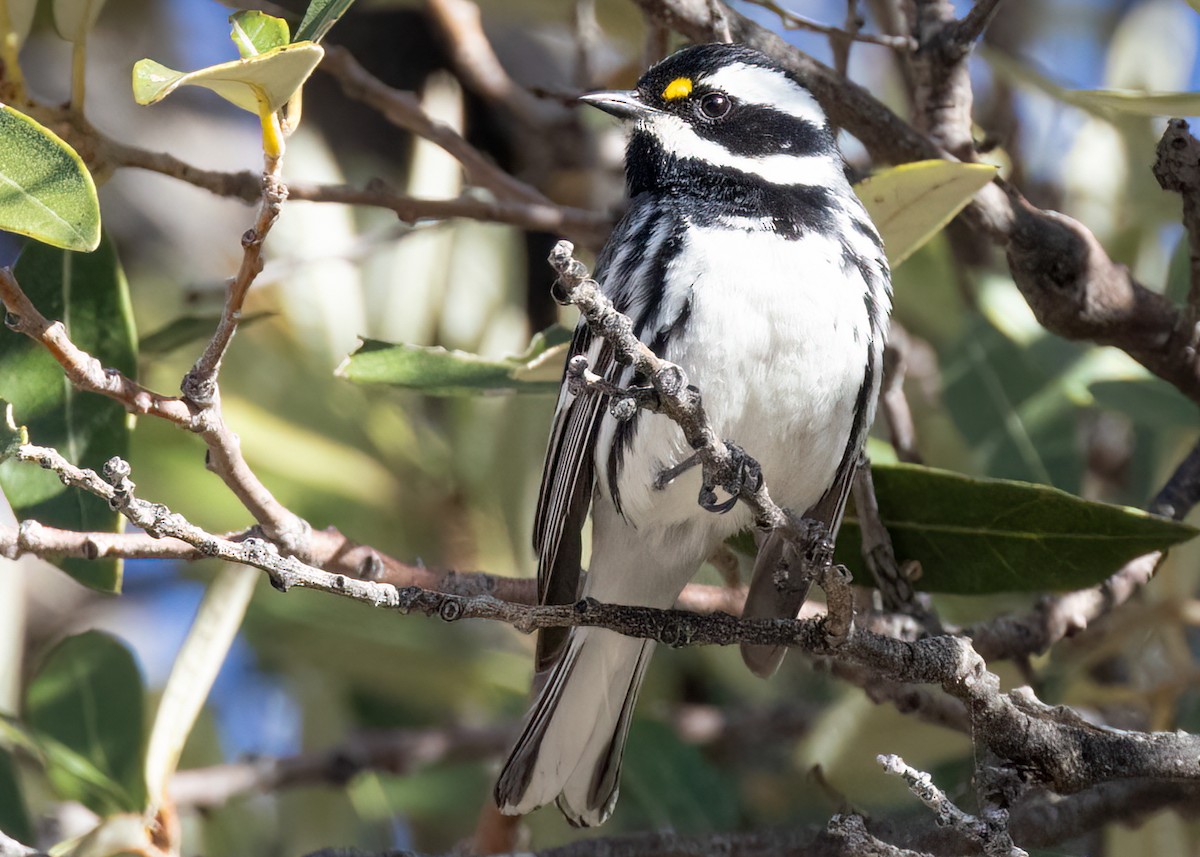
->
855;161;997;267
132;41;324;117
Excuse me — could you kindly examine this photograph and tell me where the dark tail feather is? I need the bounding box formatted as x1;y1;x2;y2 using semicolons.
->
496;627;654;826
740;531;810;678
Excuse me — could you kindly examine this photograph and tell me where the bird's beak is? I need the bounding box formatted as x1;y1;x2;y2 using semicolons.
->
578;90;656;120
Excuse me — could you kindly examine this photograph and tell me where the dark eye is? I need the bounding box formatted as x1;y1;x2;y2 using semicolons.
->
698;92;731;120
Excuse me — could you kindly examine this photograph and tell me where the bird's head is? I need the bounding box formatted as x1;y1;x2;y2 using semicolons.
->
580;43;844;196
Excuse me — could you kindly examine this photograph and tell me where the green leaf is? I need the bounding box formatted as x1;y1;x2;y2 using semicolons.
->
622;720;740;832
1089;378;1200;428
132;41;325;116
0;104;101;252
855;161;997;267
941;311;1086;488
0;748;34;845
834;463;1198;594
24;631;146;814
139;311;271;357
51;0;108;43
295;0;357;43
229;10;290;58
0;233;137;593
0;716;132;819
337;326;572;396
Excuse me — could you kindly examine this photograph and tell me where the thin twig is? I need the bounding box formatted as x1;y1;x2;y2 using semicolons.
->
831;0;863;80
181;156;286;405
744;0;916;50
550;241;796;536
1153;118;1200;365
33;89;610;245
170;724;511;809
880;324;922;464
0;268;305;549
319;44;547;205
852;463;917;611
879;754;1027;857
425;0;552;128
952;0;1005;48
0;519;746;615
286;181;609;244
1;269;193;425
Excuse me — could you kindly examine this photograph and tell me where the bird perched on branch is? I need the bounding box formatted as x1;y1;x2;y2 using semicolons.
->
495;42;891;827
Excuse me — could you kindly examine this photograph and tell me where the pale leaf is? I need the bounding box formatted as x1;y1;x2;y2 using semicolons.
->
132;42;324;116
855;160;997;267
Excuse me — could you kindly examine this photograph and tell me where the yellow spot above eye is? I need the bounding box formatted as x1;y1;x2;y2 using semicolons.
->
662;77;693;101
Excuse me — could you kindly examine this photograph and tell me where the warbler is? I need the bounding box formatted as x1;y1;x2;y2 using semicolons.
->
495;42;891;827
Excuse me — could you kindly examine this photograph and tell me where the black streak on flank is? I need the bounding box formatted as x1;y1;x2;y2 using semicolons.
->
606;293;693;519
851;217;885;253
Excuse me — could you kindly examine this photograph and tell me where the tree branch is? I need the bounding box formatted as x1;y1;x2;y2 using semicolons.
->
303;814;934;857
0;518;746;615
0;268;306;551
11;442;1200;803
28;91;611;247
425;0;555;127
879;754;1025;857
169;724;511;810
285;181;609;244
1153;117;1200;358
318;45;549;206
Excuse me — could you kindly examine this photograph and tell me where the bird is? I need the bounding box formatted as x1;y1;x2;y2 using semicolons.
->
494;42;891;827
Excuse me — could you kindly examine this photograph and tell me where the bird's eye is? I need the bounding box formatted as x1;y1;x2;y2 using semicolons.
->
697;92;731;120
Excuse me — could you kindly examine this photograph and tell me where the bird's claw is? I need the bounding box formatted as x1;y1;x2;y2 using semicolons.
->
801;518;835;569
698;443;763;514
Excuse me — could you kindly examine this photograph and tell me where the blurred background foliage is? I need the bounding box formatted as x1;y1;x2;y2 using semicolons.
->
2;0;1200;854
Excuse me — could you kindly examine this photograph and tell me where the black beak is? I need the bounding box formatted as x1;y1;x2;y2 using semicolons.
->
578;90;656;120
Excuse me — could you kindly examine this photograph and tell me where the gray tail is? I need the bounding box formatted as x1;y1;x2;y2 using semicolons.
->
740;531;811;678
495;626;654;826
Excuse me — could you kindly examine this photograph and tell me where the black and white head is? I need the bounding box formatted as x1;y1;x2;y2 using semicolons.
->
580;43;849;200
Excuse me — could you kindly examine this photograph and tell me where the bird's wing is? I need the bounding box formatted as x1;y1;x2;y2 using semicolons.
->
532;321;618;672
531;198;691;672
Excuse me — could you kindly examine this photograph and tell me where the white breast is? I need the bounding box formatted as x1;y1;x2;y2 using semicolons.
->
609;222;875;543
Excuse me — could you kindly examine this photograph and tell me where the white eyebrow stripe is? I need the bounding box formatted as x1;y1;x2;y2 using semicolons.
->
639;112;847;187
701;62;827;127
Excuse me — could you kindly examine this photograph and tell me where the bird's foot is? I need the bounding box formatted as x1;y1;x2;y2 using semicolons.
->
698;442;763;514
800;518;835;570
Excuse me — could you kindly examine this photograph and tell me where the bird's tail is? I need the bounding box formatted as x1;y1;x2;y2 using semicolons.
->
495;626;654;827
